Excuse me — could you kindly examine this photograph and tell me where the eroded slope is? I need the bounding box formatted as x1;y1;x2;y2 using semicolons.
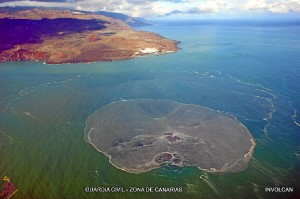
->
0;9;178;64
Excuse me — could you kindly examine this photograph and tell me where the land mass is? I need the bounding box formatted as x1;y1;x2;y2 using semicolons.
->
0;8;178;64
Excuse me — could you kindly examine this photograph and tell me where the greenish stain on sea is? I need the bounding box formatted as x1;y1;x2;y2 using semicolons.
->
1;22;300;199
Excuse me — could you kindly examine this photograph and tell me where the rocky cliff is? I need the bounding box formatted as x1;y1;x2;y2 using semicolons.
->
0;8;178;64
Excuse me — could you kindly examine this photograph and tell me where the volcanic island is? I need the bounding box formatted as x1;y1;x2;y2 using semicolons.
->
85;99;256;174
0;8;178;64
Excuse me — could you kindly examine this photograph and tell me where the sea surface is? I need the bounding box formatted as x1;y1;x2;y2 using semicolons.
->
0;20;299;199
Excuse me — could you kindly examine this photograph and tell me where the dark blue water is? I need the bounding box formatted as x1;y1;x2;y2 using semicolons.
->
0;20;299;198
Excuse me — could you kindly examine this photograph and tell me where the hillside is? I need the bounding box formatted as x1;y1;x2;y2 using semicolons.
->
0;6;152;27
0;8;178;64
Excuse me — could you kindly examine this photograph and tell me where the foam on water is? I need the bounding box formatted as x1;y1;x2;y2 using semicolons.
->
0;73;91;114
0;21;299;198
289;101;300;127
199;173;220;197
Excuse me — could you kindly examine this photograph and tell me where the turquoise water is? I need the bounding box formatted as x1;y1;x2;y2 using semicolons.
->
0;21;299;198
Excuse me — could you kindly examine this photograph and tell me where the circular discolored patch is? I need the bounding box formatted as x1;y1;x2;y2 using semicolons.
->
84;99;255;174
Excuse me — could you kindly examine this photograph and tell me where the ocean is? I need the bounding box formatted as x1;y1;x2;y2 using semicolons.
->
0;20;299;199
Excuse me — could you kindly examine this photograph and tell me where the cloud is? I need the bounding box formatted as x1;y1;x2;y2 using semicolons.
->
270;0;300;13
158;0;235;16
244;0;300;13
0;0;79;2
0;0;300;17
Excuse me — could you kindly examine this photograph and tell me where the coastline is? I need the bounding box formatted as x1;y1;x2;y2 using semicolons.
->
0;45;179;65
0;9;179;65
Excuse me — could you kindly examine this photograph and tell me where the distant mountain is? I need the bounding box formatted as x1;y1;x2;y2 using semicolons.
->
0;6;152;27
0;6;37;13
94;11;152;27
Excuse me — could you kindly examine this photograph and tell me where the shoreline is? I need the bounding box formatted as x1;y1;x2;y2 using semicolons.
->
0;48;179;65
0;9;180;66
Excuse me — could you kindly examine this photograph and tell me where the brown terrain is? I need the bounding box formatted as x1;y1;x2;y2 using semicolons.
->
0;9;178;64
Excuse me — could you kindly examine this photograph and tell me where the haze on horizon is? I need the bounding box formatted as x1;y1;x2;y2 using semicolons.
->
0;0;300;20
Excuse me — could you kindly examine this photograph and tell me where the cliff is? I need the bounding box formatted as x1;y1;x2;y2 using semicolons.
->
0;8;178;64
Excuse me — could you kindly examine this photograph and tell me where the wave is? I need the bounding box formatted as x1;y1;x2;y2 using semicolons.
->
289;101;300;127
199;173;220;197
0;73;91;114
0;130;15;146
251;158;283;185
157;70;278;140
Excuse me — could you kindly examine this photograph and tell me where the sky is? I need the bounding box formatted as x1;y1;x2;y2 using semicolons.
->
0;0;300;19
